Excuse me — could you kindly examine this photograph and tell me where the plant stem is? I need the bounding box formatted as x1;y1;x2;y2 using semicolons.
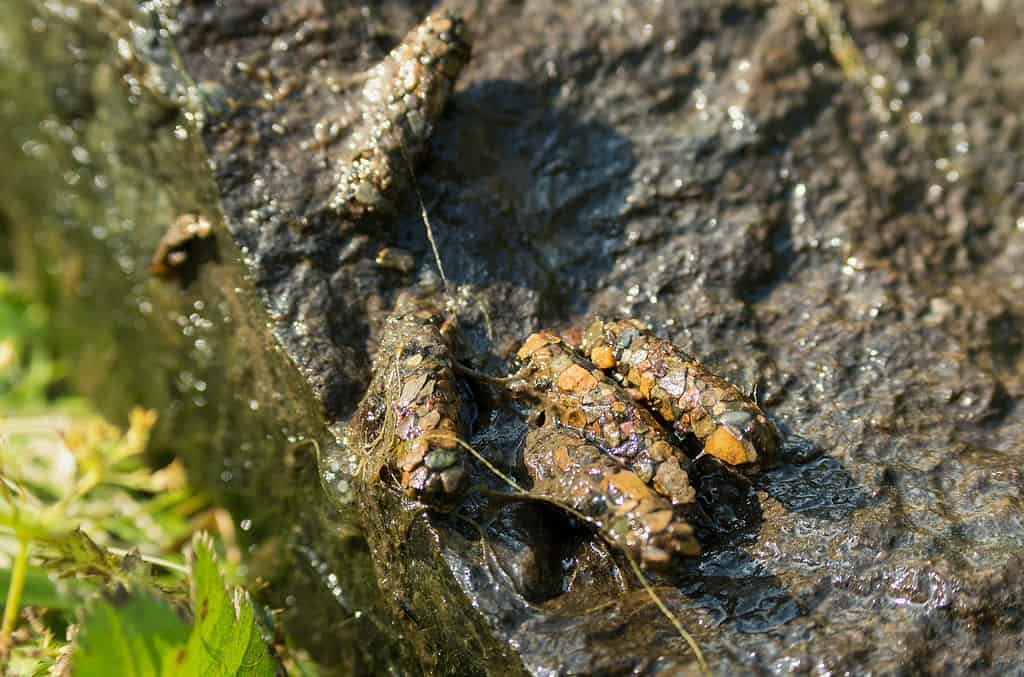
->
105;547;189;575
0;537;29;650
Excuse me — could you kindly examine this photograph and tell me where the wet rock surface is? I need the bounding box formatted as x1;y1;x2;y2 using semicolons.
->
3;0;1024;674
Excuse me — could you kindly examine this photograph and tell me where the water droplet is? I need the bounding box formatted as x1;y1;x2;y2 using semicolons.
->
71;146;91;164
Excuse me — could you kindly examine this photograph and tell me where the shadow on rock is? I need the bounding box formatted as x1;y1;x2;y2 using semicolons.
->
756;432;869;521
681;548;802;634
384;78;639;357
666;433;869;639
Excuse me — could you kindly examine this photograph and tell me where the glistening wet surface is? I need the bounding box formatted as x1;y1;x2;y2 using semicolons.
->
3;0;1022;673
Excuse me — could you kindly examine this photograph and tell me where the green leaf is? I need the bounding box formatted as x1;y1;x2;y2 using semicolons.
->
38;528;143;591
0;565;77;611
69;533;278;676
74;594;191;677
179;533;277;677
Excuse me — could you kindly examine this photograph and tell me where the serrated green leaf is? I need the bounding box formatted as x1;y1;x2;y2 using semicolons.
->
178;533;276;677
69;534;278;676
74;594;191;677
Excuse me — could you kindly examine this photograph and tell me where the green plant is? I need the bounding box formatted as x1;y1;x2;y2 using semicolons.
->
0;274;299;675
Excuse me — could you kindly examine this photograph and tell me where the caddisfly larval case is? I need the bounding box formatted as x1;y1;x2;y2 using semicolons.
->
513;330;697;508
354;293;470;500
576;318;781;468
330;9;471;220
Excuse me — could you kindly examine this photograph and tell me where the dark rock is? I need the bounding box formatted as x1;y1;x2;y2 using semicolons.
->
2;0;1023;674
